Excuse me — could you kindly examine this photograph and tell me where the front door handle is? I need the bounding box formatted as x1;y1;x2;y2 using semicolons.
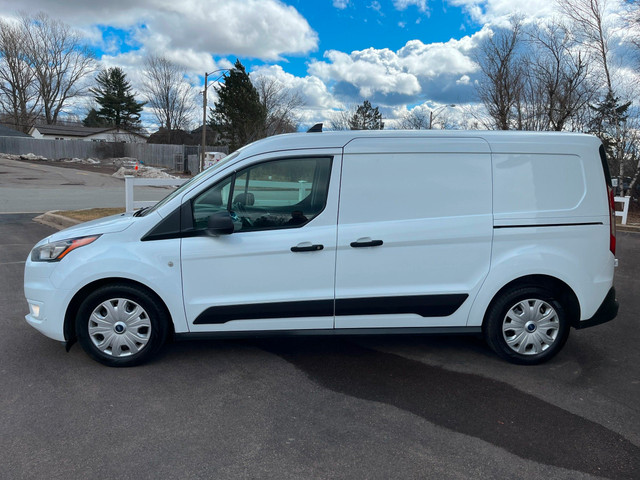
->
350;239;383;248
291;243;324;252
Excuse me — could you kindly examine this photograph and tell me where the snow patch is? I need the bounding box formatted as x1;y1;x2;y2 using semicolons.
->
62;157;100;164
19;153;48;161
112;166;178;179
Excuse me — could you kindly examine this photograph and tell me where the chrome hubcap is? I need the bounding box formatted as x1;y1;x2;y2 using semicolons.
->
502;299;559;355
88;298;151;357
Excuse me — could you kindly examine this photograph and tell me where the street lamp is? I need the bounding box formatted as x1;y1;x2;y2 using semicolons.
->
429;104;456;129
201;69;229;173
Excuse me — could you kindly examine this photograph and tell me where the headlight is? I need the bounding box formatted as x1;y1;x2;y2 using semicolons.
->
31;235;101;262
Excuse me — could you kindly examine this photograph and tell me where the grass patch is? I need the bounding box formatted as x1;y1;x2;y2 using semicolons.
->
57;207;125;222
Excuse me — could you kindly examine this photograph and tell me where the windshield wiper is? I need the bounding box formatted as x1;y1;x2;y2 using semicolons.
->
133;206;151;217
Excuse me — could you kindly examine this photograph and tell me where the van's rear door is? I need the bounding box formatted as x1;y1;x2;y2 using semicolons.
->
335;136;493;329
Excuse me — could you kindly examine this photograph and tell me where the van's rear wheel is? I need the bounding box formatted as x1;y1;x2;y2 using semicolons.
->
76;284;168;367
484;286;570;364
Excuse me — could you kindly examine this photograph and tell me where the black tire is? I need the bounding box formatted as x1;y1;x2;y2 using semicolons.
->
75;284;169;367
483;286;570;365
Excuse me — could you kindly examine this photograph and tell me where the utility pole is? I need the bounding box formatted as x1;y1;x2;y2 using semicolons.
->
200;72;209;174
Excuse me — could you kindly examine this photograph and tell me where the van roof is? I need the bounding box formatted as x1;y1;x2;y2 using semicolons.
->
238;129;600;158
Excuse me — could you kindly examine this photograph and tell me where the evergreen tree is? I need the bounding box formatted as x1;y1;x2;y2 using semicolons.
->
209;59;266;151
588;90;632;167
83;108;110;128
348;100;384;130
85;67;145;130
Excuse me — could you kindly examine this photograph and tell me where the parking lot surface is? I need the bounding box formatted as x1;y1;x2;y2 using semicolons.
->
0;156;170;212
1;213;639;479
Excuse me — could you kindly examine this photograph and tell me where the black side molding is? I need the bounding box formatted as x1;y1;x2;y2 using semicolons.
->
574;287;618;329
195;300;334;324
193;294;468;325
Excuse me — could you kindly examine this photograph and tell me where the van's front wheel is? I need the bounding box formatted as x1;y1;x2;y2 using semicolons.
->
484;286;570;364
75;284;168;367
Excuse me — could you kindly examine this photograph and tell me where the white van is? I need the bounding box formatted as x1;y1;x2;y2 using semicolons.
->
24;130;618;367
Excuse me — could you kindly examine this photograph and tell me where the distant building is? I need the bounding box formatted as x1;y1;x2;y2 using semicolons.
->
0;124;32;138
29;124;148;143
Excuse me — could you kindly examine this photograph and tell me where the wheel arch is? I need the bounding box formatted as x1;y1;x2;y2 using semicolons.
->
64;277;175;346
481;274;581;331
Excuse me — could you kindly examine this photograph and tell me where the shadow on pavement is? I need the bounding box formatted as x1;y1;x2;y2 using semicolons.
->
250;336;640;479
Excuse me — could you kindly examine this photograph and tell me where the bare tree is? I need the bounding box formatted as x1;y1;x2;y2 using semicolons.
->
142;55;194;137
557;0;635;188
623;0;640;65
474;17;525;130
21;13;95;125
521;20;596;131
327;108;352;131
398;109;430;129
557;0;614;93
253;75;304;136
0;18;41;132
398;105;456;130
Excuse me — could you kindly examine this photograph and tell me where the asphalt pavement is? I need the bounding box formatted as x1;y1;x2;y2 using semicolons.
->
2;214;640;479
0;159;639;479
0;156;172;212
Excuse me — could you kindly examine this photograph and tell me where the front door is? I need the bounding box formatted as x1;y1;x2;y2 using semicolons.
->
181;153;341;333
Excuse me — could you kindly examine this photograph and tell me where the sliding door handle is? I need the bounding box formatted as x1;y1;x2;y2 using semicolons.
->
350;239;383;248
291;244;324;252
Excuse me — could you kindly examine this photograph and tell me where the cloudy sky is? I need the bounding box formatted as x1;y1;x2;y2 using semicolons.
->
0;0;633;130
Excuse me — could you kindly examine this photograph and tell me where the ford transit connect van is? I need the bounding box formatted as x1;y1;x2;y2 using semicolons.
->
24;130;618;366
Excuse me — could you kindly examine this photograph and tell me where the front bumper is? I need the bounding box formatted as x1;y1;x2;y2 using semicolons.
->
24;260;70;342
575;287;618;329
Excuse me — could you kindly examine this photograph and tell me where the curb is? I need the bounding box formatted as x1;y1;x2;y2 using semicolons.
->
617;224;640;233
33;211;82;231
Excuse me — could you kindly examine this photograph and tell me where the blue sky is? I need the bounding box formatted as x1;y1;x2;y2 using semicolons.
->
279;1;473;76
87;1;479;77
0;0;633;129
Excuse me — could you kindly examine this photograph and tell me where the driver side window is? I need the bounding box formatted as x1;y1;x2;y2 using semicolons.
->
192;156;332;233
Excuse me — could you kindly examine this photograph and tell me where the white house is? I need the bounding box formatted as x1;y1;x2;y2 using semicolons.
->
29;125;148;143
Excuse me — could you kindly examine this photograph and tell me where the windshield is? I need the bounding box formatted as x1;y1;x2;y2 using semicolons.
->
140;149;243;216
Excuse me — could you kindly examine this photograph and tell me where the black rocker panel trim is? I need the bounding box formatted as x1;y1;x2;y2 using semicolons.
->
193;294;468;325
176;326;482;341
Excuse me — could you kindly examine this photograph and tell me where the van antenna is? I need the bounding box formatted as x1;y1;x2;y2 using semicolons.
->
307;123;323;133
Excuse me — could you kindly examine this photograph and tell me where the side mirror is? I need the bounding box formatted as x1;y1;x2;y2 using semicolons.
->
207;211;234;236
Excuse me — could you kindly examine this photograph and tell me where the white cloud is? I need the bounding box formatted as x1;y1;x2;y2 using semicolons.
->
448;0;558;26
310;48;423;99
308;30;489;106
0;0;318;65
249;65;345;126
369;1;383;14
393;0;428;13
397;36;481;78
333;0;350;9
